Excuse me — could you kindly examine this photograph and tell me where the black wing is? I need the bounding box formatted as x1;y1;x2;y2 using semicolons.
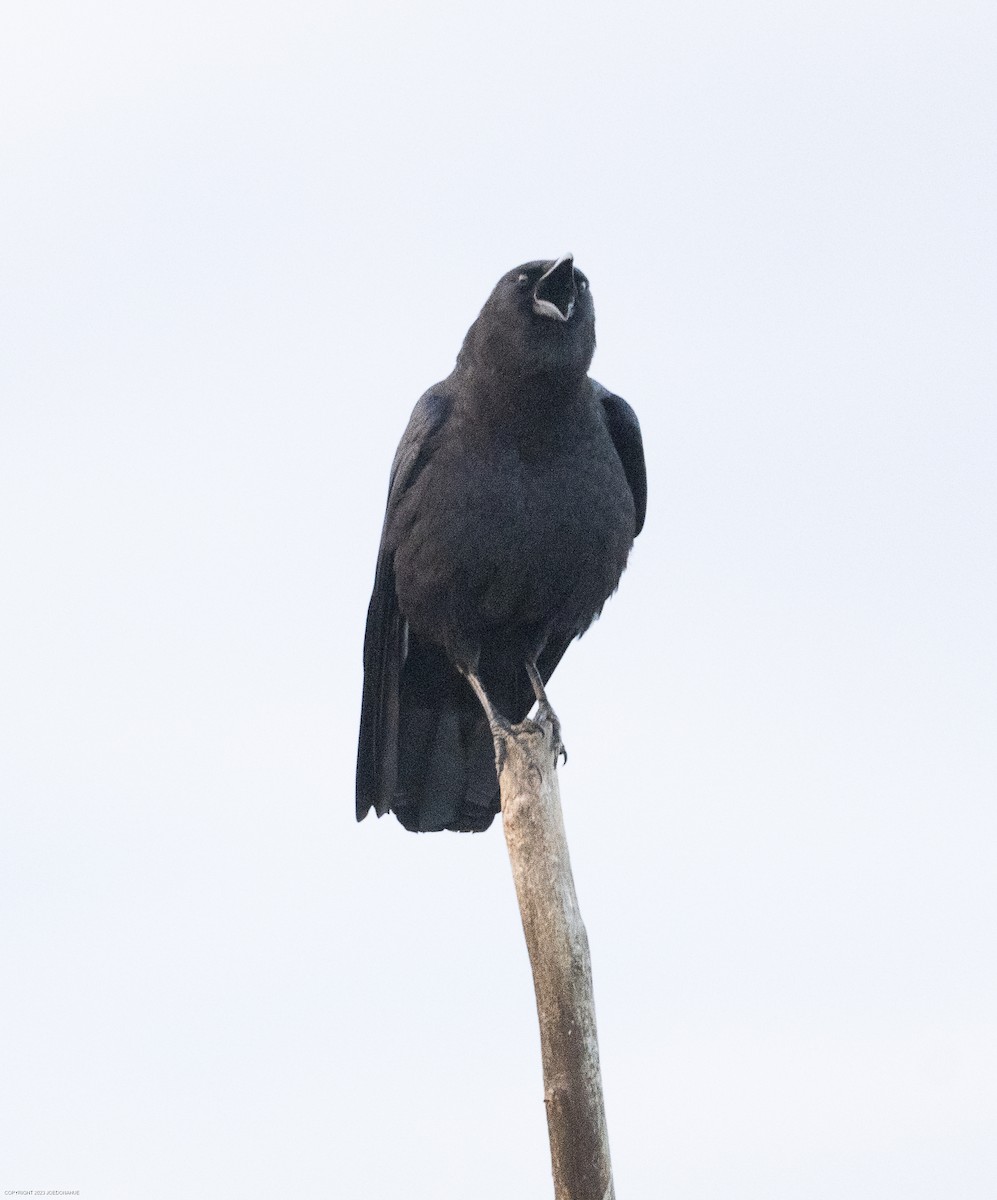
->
594;381;647;536
356;390;451;821
521;385;646;717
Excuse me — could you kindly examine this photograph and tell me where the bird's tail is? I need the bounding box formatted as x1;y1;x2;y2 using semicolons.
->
393;695;499;832
359;616;569;832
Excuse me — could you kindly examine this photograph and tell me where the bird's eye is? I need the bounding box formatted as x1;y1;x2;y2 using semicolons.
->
516;273;529;287
578;277;589;291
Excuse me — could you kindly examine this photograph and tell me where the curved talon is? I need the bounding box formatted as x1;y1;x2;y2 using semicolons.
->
534;701;565;767
488;717;511;776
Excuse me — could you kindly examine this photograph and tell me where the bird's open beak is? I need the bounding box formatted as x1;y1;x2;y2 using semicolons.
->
533;253;576;322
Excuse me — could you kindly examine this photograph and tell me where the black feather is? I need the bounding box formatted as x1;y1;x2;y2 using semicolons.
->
356;258;646;832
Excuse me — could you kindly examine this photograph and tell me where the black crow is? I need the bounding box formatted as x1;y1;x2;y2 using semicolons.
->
356;255;646;832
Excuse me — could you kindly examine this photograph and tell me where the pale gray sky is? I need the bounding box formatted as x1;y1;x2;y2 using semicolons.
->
2;2;995;1197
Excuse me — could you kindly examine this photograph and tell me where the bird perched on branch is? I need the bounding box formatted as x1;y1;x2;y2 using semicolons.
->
356;254;646;832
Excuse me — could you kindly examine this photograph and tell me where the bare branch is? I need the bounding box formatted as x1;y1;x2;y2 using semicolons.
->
497;714;615;1200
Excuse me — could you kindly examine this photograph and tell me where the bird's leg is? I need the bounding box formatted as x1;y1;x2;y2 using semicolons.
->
459;665;513;776
463;668;511;735
525;660;567;764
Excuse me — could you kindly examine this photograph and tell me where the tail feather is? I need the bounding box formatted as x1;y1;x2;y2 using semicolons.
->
356;562;402;821
395;663;500;832
358;606;573;831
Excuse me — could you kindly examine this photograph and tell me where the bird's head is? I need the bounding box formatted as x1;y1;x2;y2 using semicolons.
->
458;254;596;384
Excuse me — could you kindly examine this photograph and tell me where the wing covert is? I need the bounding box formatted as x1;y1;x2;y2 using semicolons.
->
595;382;647;536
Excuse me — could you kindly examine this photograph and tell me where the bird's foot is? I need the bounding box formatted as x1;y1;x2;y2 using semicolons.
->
488;714;513;775
534;701;567;766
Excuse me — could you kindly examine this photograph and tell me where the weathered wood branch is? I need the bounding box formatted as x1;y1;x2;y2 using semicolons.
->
497;714;615;1200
